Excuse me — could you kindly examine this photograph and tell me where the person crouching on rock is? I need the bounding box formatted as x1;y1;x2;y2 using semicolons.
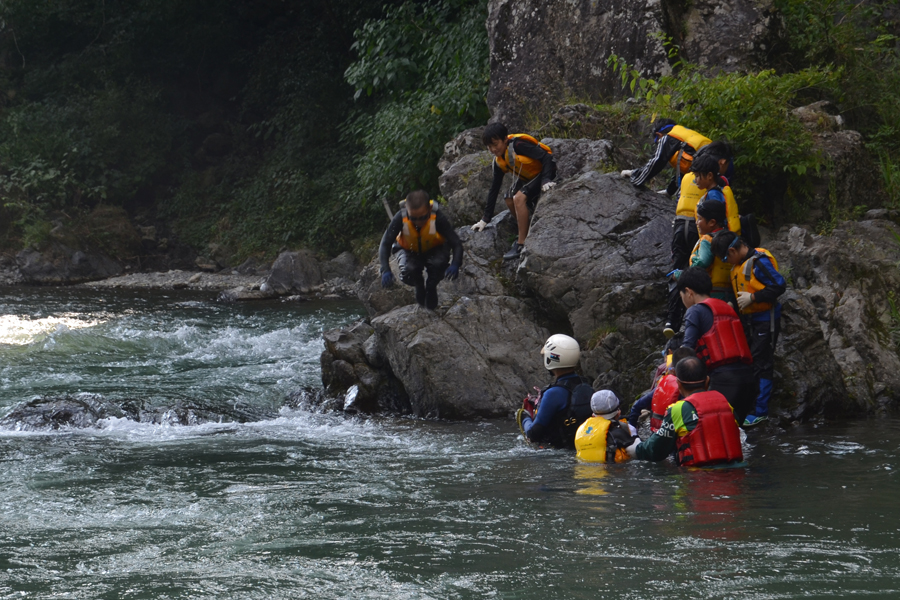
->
712;230;786;427
627;356;744;468
516;334;594;449
574;390;639;463
379;190;463;310
471;122;557;261
677;267;757;425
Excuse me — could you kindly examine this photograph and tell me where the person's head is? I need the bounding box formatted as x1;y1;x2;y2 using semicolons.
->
482;122;510;158
671;347;696;367
711;230;749;265
650;117;676;141
676;267;712;308
696;140;734;178
695;199;726;235
690;154;725;191
675;355;709;397
404;190;432;226
590;390;620;420
540;334;580;376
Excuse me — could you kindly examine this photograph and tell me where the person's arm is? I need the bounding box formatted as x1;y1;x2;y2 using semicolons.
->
634;408;678;461
751;255;787;306
434;212;463;268
690;238;714;269
630;136;680;187
482;161;505;223
523;386;567;442
626;389;654;429
512;138;555;194
681;304;712;350
378;212;405;274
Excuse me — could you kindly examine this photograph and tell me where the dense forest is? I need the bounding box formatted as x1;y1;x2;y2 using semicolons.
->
0;0;897;266
0;0;489;262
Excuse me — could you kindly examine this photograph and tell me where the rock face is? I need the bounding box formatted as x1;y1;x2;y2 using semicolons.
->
324;131;900;423
486;0;779;128
17;243;124;285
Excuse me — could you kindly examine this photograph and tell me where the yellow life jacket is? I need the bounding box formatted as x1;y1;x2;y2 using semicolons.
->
731;248;779;314
396;200;445;253
574;417;632;463
494;134;553;182
666;125;712;175
690;231;733;295
678;179;741;235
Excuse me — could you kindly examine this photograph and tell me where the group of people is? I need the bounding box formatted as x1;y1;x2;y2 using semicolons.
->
376;116;786;467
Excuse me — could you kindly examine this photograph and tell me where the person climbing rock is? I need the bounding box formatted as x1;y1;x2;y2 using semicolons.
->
516;334;593;448
626;346;696;432
677;267;757;425
629;355;744;468
378;190;463;310
471;122;557;261
712;231;786;427
574;390;638;463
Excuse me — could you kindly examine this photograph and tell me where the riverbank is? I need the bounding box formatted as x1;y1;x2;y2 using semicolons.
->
78;269;266;293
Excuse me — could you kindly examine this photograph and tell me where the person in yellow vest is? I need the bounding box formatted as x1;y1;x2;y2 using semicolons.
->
658;141;736;338
471;122;557;260
574;390;639;463
712;231;786;427
379;190;463;310
670;199;736;304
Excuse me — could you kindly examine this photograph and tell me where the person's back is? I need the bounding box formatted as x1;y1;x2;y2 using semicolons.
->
574;390;638;462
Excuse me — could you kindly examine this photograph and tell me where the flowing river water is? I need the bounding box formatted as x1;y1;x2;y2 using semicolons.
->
0;287;899;599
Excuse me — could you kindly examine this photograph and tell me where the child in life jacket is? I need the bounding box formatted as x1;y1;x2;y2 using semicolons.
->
712;230;787;427
689;199;736;304
626;346;695;432
471;122;557;261
575;390;639;463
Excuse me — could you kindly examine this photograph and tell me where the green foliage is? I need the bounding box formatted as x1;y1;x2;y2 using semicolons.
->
608;52;836;178
345;0;490;204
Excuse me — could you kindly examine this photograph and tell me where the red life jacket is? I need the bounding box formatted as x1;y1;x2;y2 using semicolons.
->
650;373;680;433
675;391;743;467
695;298;752;370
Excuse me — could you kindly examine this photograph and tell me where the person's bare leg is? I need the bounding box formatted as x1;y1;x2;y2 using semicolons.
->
513;191;529;244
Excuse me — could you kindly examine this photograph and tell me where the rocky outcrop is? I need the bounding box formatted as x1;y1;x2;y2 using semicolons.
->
323;133;900;423
486;0;780;127
17;243;124;285
261;250;323;295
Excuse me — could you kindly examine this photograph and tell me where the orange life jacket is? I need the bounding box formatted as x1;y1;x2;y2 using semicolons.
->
674;391;743;467
666;125;712;175
731;248;780;315
396;200;445;253
494;134;553;182
695;298;752;371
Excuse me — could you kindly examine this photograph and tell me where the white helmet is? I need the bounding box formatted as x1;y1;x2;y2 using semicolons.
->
540;334;580;371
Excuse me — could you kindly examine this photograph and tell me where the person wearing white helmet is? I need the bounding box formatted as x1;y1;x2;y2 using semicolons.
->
516;334;595;448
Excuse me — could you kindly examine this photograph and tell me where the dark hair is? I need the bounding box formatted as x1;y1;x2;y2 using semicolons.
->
405;190;430;211
696;200;726;226
650;117;676;136
697;140;732;161
675;356;707;392
482;122;509;146
690;153;725;185
676;267;713;296
671;347;696;365
711;230;745;259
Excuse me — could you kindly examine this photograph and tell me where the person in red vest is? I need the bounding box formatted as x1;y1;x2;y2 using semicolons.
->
625;346;695;431
379;190;463;310
676;267;757;424
629;355;744;467
471;122;557;260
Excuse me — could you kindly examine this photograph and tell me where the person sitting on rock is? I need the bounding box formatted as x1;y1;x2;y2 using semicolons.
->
626;346;696;432
628;355;744;468
379;190;463;310
677;267;757;425
712;230;786;427
657;143;737;338
471;122;557;261
516;334;594;449
574;390;639;463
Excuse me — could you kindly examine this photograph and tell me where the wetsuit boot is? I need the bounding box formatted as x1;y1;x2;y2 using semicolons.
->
424;283;439;310
414;282;426;307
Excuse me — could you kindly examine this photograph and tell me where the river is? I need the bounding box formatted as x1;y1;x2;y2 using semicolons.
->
0;287;898;599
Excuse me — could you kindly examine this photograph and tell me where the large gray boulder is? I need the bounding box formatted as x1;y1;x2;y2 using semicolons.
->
486;0;779;128
262;250;323;295
17;243;124;285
